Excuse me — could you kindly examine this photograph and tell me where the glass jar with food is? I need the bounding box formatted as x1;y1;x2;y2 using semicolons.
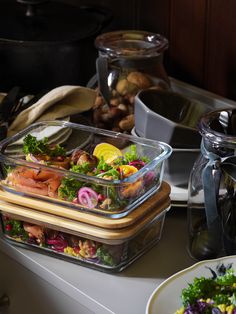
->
92;30;170;133
188;109;236;261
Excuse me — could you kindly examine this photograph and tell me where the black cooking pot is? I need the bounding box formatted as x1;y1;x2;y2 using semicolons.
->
0;0;112;94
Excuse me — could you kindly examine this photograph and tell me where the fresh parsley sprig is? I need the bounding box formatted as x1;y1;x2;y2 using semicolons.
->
23;134;66;157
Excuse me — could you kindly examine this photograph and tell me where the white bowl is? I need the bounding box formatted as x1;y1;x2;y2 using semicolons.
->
131;127;200;187
134;89;214;148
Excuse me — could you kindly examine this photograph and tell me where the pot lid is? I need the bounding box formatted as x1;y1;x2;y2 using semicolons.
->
0;1;105;42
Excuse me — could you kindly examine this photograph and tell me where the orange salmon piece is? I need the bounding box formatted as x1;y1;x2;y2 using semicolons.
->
34;169;61;181
14;175;46;189
46;178;61;197
15;184;48;196
15;167;40;179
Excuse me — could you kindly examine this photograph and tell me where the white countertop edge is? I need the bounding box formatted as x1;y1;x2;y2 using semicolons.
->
0;207;196;314
0;238;115;314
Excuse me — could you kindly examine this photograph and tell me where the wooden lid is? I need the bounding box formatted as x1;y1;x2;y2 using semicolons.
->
0;182;170;229
0;195;170;243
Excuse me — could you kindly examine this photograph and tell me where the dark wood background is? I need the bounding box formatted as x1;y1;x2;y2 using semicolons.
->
4;0;236;101
65;0;236;101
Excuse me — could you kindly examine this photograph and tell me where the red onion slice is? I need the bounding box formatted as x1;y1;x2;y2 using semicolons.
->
77;187;98;208
78;187;98;199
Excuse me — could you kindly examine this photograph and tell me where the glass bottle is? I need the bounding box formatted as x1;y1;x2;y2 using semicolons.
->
93;30;170;133
188;108;236;261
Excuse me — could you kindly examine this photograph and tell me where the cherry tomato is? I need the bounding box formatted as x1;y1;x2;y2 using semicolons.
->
5;224;12;232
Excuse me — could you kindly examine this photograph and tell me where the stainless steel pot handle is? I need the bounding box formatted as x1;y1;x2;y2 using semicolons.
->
0;294;10;308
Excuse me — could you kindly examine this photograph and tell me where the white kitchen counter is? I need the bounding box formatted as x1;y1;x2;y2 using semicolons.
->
0;207;195;314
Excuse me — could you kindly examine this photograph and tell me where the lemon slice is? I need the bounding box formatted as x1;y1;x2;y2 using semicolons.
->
93;143;122;164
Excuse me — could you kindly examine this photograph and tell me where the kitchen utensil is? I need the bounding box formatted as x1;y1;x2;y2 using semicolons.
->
0;87;21;121
0;1;112;94
0;86;22;140
96;56;111;106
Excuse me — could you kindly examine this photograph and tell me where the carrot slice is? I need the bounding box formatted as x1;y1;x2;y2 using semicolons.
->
119;165;138;177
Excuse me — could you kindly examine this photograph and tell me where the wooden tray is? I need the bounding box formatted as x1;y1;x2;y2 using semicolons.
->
0;196;170;242
0;182;170;229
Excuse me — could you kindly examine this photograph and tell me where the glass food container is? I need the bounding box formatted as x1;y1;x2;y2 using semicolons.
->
0;189;170;272
92;30;170;133
188;108;236;261
0;121;172;218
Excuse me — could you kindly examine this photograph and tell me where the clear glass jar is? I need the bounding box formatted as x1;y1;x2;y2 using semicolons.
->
93;30;170;133
188;108;236;261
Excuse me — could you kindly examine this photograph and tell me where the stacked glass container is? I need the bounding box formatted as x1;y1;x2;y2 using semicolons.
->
0;121;171;272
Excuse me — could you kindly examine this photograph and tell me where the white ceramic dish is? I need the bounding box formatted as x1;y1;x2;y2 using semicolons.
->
134;89;203;148
5;127;72;154
146;255;236;314
131;127;197;206
5;116;92;157
169;185;188;207
11;117;71;145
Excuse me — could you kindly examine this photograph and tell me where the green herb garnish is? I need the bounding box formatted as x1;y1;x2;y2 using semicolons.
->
23;134;66;157
95;156;113;173
70;163;92;175
50;144;66;157
5;220;29;241
114;145;150;166
96;246;115;266
58;177;83;201
123;145;139;163
182;277;216;307
96;168;120;180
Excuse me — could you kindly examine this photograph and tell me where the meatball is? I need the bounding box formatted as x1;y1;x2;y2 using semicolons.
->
71;149;98;168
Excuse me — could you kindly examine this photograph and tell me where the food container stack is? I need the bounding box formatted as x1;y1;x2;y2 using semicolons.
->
0;121;172;272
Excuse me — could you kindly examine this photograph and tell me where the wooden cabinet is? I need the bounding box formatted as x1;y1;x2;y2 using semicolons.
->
3;0;236;100
64;0;236;101
136;0;236;100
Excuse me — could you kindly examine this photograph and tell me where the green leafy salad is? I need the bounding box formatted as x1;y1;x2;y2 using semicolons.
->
176;263;236;314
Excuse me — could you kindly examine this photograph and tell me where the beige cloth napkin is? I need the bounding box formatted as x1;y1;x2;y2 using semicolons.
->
8;85;97;137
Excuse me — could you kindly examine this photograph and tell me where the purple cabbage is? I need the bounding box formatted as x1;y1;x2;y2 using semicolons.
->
184;300;212;314
46;233;68;252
